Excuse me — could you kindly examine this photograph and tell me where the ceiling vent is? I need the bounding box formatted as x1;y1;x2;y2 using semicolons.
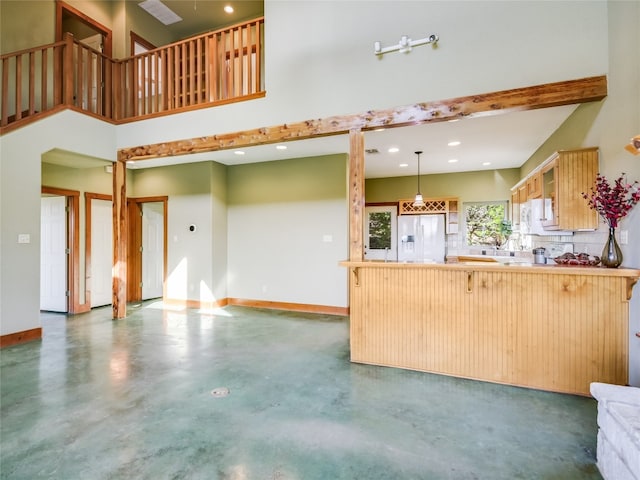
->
139;0;182;26
365;148;379;154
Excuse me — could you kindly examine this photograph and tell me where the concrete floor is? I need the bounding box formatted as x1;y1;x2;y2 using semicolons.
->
1;302;601;479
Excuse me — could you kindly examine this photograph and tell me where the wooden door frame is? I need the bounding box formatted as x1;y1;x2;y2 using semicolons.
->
130;31;156;56
41;186;88;313
126;196;168;302
55;0;113;57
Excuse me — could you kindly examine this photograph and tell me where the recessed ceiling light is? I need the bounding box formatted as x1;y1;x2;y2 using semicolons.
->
388;147;399;153
448;141;461;147
448;159;458;163
234;150;245;155
224;5;234;14
399;163;409;168
482;161;491;166
276;145;287;150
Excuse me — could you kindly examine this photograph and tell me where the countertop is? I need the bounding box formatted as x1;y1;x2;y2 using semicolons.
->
340;259;640;278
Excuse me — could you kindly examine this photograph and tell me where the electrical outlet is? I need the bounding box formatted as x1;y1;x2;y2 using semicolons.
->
620;230;628;245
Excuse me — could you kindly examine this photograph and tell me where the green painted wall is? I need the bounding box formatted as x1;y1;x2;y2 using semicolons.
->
226;154;348;307
131;161;217;196
227;154;348;205
41;162;112;194
365;169;521;204
520;103;604;177
0;1;54;54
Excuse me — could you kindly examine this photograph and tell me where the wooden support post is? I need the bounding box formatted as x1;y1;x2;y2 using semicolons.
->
112;156;127;319
349;128;365;261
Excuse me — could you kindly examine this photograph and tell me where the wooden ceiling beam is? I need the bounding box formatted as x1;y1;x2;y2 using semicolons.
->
119;75;607;162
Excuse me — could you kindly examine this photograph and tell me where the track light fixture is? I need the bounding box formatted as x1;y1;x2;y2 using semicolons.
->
374;33;438;56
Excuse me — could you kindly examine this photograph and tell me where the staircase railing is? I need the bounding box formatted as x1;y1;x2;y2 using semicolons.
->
0;17;264;131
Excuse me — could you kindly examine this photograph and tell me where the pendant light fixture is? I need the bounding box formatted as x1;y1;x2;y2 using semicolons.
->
413;151;425;207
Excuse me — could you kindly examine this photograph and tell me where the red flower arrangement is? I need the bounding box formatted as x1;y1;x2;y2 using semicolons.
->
582;173;640;228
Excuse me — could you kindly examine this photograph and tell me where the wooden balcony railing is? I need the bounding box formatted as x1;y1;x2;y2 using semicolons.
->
0;17;264;132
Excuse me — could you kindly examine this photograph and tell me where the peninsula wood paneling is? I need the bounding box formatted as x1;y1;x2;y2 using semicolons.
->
347;264;634;395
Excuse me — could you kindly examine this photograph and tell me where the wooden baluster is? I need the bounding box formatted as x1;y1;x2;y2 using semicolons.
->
110;60;119;120
129;57;136;116
103;56;111;117
160;49;168;111
137;55;144;115
245;26;252;96
28;51;35;117
76;44;84;108
188;40;195;105
95;53;103;115
154;52;160;112
254;20;261;94
195;38;202;104
2;57;9;125
87;49;94;113
228;29;234;99
15;54;22;121
180;42;187;107
212;34;219;101
41;48;48;113
238;26;244;96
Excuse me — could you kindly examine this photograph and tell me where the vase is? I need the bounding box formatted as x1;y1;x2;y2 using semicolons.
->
601;227;623;268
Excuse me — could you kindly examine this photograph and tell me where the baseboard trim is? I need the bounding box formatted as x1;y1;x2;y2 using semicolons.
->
162;298;229;310
227;298;348;316
0;327;42;348
162;297;348;316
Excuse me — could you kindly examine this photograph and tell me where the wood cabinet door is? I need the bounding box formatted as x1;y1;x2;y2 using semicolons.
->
526;171;542;199
541;160;559;227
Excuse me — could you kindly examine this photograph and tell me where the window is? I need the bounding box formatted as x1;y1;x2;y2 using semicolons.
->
364;206;397;261
464;201;512;248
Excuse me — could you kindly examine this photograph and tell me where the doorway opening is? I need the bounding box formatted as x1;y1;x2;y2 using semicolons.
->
56;0;112;56
127;197;168;302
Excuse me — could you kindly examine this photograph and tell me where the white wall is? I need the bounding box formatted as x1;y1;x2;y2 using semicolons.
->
228;200;348;307
0;111;115;335
166;195;215;304
115;0;609;148
226;154;348;308
600;0;640;385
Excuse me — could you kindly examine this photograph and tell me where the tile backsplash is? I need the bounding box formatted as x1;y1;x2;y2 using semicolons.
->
447;228;617;261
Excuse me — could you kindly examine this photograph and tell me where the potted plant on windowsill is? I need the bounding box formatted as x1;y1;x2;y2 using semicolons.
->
582;173;640;267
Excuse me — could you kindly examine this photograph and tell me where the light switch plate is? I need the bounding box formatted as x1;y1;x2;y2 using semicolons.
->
18;234;30;244
620;230;628;245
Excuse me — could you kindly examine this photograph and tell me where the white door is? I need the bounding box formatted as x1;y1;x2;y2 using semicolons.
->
142;202;164;300
364;206;397;261
90;199;112;307
40;196;67;312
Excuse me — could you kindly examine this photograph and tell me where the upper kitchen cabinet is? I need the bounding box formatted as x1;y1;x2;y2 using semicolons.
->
512;147;599;232
540;148;599;231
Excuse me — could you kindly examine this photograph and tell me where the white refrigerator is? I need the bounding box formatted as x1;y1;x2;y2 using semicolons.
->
398;214;447;263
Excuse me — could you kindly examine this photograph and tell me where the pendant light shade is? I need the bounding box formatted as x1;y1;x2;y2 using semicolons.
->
413;151;425;207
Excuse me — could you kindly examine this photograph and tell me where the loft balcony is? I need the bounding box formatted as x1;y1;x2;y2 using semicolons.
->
0;17;264;133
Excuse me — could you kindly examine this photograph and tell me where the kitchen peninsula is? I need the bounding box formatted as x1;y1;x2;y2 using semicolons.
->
340;260;639;396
